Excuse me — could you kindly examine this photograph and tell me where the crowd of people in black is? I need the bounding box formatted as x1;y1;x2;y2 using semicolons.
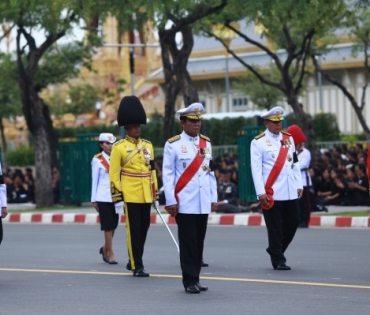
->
310;143;369;209
3;166;61;205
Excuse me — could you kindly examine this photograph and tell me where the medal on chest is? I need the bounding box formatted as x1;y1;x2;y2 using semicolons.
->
142;146;151;166
181;145;188;153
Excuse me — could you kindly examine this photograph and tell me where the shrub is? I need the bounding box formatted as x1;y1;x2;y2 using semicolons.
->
5;145;35;166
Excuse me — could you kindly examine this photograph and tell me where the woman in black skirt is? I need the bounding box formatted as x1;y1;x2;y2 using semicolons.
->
91;133;119;264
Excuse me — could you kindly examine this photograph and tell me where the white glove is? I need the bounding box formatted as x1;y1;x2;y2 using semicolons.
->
114;201;124;215
152;200;159;209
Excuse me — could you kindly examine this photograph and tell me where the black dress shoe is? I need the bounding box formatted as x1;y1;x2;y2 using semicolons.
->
201;260;209;267
99;247;109;263
185;285;200;294
126;262;132;271
133;269;149;277
273;263;291;270
109;260;118;265
196;283;208;291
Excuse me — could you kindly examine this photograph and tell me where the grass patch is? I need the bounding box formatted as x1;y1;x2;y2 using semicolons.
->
321;210;370;216
8;205;92;213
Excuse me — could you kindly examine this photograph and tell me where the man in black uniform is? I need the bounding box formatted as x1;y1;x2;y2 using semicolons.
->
215;170;241;213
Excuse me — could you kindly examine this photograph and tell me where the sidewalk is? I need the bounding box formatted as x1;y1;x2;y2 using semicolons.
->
4;204;370;228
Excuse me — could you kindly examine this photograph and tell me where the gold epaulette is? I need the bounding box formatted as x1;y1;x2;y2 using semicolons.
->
142;138;152;144
281;130;291;136
94;153;102;158
200;134;210;142
168;135;181;143
113;139;124;146
254;132;265;140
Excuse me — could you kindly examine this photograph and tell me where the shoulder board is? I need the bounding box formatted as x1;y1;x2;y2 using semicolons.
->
281;130;291;136
254;132;265;140
168;135;181;143
94;153;102;158
142;138;152;144
200;134;210;142
113;139;125;146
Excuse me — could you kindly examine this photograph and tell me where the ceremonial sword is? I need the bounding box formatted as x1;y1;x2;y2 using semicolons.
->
153;202;179;253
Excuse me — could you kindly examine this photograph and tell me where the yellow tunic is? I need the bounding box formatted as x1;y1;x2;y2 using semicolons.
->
109;136;158;203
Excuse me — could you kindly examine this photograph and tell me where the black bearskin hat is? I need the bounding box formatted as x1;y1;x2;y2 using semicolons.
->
117;95;147;126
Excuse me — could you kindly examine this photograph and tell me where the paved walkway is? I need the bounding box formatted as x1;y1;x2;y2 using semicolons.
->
4;203;370;228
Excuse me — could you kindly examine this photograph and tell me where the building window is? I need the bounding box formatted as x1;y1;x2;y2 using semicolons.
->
232;97;248;107
200;100;206;108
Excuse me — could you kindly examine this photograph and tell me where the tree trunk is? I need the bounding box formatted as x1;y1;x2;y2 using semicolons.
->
42;100;58;167
17;60;54;208
33;113;54;208
171;26;199;106
0;118;7;154
159;30;180;141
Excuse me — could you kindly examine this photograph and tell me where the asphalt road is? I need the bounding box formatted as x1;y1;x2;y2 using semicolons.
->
0;224;369;315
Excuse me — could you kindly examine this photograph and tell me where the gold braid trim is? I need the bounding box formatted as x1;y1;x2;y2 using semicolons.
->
110;182;123;203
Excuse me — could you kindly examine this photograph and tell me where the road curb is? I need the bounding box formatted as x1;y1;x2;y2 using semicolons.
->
3;213;370;228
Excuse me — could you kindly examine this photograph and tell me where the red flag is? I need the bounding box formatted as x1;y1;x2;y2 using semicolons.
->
367;144;370;195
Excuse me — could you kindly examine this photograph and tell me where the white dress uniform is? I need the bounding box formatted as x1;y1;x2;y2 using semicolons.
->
91;151;112;203
163;131;218;213
162;102;217;292
251;129;303;200
0;162;7;244
298;147;312;187
250;106;303;270
91;133;118;234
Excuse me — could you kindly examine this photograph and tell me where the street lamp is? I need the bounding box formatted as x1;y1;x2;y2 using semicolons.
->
212;23;239;112
224;38;231;112
316;55;323;112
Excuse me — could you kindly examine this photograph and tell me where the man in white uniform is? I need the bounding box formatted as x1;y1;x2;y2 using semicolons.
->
0;162;8;244
163;103;217;293
287;124;313;228
250;107;303;270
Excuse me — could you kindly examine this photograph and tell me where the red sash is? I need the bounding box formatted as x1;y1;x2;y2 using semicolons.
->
165;137;206;210
262;133;290;210
97;154;110;172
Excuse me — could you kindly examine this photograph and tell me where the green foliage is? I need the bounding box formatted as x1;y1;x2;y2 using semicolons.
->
55;125;119;139
313;113;341;141
0;53;22;119
234;66;286;110
285;113;301;127
35;41;97;92
50;84;102;117
141;111;165;147
341;133;366;141
66;84;102;116
5;145;35;166
286;112;341;141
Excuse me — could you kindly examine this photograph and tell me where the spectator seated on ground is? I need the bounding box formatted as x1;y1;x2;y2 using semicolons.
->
215;170;241;214
11;173;29;203
346;163;369;206
52;167;61;204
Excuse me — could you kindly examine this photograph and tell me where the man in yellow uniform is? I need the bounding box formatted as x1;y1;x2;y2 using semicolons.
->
109;95;158;277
